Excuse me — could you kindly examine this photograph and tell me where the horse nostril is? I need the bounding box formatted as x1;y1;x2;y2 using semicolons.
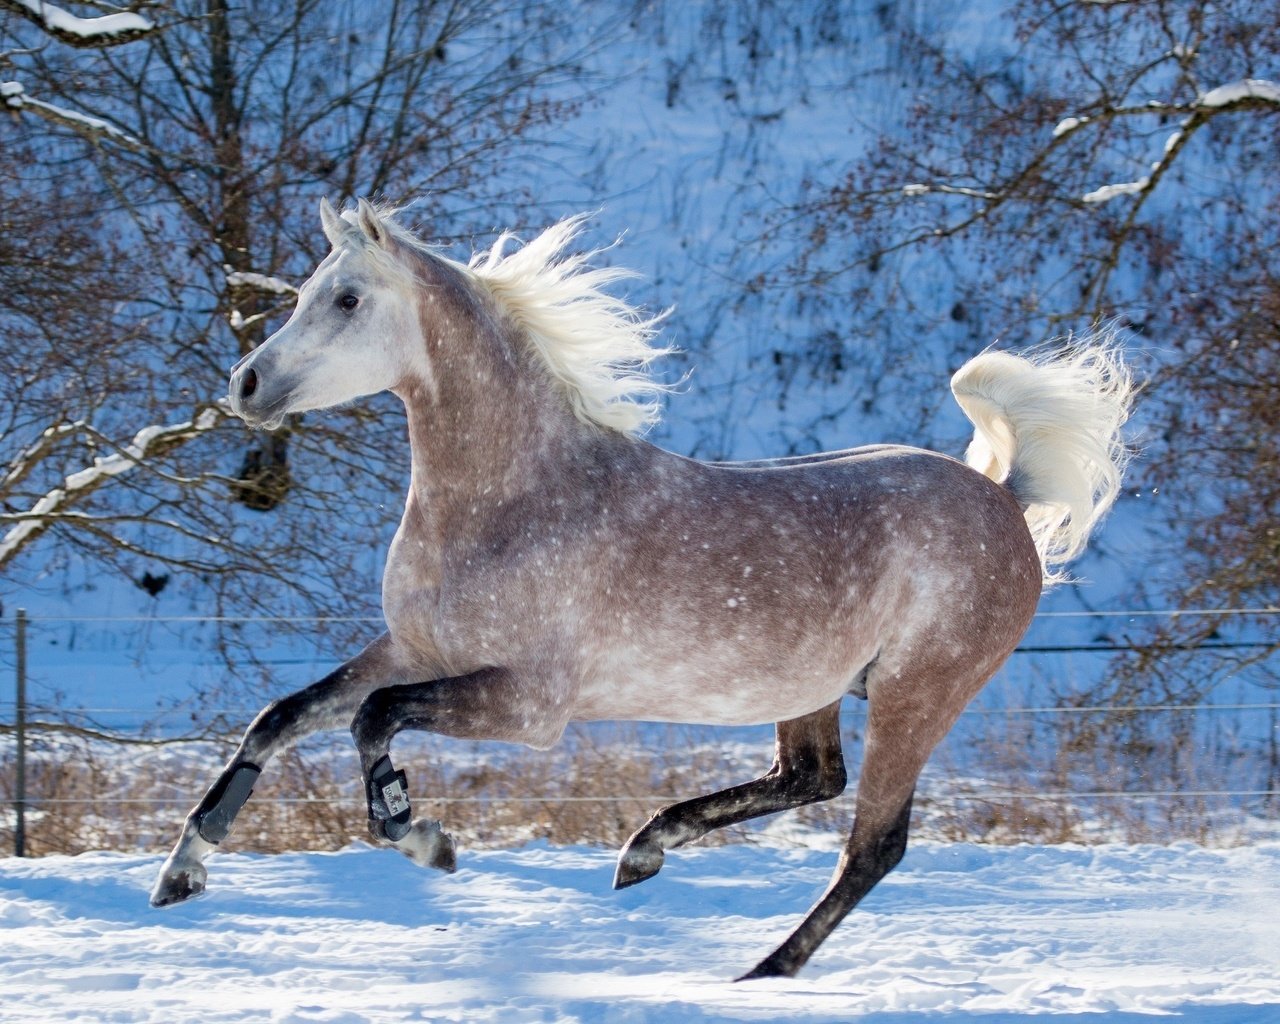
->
240;367;259;401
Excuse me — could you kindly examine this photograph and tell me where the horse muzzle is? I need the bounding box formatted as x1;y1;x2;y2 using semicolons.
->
228;352;292;430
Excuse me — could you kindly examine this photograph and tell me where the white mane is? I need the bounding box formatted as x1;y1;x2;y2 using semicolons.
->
365;208;673;436
466;215;674;435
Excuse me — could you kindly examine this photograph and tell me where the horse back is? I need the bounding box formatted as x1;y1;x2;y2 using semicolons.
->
555;442;1042;725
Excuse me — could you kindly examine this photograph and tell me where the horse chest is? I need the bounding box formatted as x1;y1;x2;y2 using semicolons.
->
380;527;548;666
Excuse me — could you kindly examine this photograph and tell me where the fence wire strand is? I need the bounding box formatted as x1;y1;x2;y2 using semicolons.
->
4;608;1278;828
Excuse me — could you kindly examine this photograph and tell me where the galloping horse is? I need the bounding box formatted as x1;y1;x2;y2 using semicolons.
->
152;198;1132;979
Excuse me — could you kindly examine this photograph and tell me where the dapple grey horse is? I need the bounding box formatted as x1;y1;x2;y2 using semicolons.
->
152;199;1132;979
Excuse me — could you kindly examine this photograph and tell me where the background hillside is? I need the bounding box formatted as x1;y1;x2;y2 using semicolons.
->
0;0;1276;852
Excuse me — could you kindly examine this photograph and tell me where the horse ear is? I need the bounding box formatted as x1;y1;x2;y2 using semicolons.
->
356;198;389;249
319;196;346;247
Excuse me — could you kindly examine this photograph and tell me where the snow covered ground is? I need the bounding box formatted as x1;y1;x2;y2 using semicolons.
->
1;839;1277;1023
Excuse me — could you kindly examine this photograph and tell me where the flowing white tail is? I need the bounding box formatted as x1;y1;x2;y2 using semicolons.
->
951;336;1134;584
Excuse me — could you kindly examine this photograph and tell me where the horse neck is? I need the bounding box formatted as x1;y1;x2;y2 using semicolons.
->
395;271;605;528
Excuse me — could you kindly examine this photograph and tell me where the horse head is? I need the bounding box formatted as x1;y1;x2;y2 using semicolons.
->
228;198;425;429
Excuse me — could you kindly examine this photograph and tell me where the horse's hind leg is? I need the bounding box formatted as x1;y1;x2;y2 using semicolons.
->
614;699;846;889
738;681;964;980
150;632;425;908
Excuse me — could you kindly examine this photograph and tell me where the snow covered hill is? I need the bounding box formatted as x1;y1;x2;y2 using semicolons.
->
2;0;1276;922
1;840;1278;1022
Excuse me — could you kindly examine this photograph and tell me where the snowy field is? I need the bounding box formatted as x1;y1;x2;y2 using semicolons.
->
1;840;1278;1023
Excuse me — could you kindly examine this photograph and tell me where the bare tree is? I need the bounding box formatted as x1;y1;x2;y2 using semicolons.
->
779;1;1277;592
767;0;1279;813
1;0;596;647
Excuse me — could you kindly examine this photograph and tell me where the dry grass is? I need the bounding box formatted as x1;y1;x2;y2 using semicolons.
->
1;712;1274;859
0;723;775;857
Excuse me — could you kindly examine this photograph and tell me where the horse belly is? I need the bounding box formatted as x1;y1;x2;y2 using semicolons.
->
571;640;866;727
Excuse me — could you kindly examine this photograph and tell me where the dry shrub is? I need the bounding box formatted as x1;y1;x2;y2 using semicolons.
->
1;708;1273;858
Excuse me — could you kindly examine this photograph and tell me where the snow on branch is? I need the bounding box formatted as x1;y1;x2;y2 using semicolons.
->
901;183;1000;200
0;0;155;48
2;420;81;494
1081;179;1148;204
1071;80;1278;206
1053;78;1277;141
225;269;298;297
225;269;298;331
856;74;1280;262
1052;115;1089;138
0;404;225;570
1081;125;1186;204
1200;78;1280;108
2;79;147;151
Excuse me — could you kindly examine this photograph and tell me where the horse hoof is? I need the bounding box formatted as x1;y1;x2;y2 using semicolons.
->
613;839;663;889
149;862;208;908
396;818;457;873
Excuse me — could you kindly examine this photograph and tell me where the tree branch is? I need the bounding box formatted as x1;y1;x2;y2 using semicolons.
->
0;403;226;572
0;0;155;49
1;78;148;152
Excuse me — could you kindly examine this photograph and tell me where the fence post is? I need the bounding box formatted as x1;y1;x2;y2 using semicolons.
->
14;608;26;857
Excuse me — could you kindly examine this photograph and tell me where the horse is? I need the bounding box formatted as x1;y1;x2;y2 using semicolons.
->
151;198;1133;980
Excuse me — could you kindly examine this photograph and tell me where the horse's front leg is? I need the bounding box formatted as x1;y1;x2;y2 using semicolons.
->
349;667;568;856
150;632;416;908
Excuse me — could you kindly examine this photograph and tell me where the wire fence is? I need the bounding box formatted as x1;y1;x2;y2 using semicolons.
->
3;606;1278;856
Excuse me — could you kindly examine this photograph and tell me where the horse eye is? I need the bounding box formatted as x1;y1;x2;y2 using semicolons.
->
337;293;359;312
